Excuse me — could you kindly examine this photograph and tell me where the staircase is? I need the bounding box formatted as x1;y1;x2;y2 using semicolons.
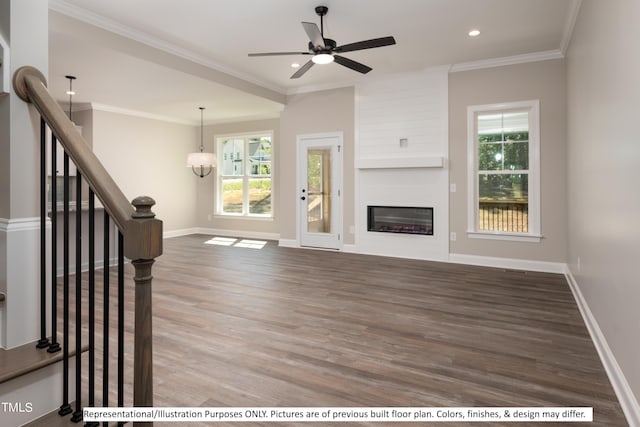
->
1;66;162;426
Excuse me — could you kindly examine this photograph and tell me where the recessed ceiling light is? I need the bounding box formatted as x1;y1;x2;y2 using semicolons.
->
468;29;481;37
291;63;300;68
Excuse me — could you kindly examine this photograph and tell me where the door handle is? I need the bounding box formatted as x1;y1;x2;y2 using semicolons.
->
300;196;306;201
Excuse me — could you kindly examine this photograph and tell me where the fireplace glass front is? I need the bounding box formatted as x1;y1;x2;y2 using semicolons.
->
367;206;433;235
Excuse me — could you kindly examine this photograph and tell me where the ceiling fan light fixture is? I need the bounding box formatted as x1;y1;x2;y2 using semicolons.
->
312;53;334;65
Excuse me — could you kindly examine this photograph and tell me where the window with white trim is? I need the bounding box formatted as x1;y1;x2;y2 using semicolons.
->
216;132;273;217
467;100;540;241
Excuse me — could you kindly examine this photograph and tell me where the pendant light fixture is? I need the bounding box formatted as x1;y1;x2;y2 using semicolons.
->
187;107;215;178
66;75;76;123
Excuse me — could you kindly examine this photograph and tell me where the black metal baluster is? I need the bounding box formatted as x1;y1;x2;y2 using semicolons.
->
59;152;72;417
37;119;50;349
87;190;99;427
102;212;110;427
117;231;124;427
71;174;83;423
48;135;61;354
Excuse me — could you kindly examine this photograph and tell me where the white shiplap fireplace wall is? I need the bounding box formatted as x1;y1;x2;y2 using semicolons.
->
354;67;449;261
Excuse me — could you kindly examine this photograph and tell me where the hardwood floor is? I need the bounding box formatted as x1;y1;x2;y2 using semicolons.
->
43;234;627;426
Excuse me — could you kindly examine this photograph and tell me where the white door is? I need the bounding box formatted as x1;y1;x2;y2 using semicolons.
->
297;133;342;249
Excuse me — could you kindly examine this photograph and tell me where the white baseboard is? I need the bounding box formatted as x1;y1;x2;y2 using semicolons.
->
565;268;640;427
343;244;358;253
448;253;566;273
163;228;200;239
278;239;299;248
185;228;280;242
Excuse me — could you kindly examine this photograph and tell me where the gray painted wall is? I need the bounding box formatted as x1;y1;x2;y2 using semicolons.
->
280;87;356;244
448;59;567;263
91;109;198;233
566;0;640;408
195;118;280;237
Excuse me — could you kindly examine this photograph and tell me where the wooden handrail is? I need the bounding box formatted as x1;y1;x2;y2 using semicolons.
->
13;65;160;419
12;66;162;261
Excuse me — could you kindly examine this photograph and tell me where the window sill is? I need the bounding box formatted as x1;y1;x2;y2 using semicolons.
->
466;231;542;243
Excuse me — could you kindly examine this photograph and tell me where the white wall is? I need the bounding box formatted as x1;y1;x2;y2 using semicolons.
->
566;0;640;422
355;68;449;261
91;109;198;234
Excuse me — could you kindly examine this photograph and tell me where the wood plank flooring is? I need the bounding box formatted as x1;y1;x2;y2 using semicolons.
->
35;234;627;426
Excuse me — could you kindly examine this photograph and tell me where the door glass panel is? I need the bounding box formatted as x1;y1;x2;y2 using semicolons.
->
307;149;331;233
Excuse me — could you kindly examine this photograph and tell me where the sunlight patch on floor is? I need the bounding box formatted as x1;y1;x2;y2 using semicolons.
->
204;237;267;249
204;237;237;246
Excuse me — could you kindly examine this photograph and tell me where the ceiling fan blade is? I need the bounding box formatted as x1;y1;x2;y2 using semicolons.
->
333;55;372;74
249;52;311;57
335;36;396;53
302;22;325;49
291;60;315;79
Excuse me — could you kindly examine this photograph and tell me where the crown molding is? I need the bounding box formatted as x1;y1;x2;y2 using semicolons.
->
89;102;279;126
48;0;286;96
449;49;564;73
560;0;583;55
206;112;282;126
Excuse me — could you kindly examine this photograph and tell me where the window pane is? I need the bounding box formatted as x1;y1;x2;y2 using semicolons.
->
503;141;529;170
479;173;528;201
502;111;528;133
248;178;271;215
221;139;244;176
478;173;528;232
248;138;272;176
222;178;243;213
478;142;503;170
477;113;505;137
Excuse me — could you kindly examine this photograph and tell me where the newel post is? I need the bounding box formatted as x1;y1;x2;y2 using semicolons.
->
128;196;163;426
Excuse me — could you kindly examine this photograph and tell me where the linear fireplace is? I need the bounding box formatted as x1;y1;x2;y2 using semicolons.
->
367;206;433;235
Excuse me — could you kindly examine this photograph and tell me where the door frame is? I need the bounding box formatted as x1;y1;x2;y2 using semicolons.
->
296;131;343;250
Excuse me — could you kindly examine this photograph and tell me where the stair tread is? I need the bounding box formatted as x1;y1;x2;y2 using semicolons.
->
0;339;88;384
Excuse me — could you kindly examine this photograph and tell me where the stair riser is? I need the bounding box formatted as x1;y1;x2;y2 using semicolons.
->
0;357;76;427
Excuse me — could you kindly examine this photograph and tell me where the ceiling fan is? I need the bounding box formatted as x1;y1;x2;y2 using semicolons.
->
248;6;396;79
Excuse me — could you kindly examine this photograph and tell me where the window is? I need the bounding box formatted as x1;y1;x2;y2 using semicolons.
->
467;100;540;241
216;132;273;217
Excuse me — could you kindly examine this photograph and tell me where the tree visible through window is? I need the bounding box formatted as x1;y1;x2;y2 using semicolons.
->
217;133;273;217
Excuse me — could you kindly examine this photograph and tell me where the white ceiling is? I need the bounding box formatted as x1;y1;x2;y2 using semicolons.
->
48;0;580;125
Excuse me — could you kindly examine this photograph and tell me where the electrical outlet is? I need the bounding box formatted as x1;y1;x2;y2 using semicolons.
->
450;183;457;193
450;232;457;241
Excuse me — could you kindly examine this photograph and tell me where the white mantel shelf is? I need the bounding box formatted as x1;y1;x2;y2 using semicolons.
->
356;156;444;169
